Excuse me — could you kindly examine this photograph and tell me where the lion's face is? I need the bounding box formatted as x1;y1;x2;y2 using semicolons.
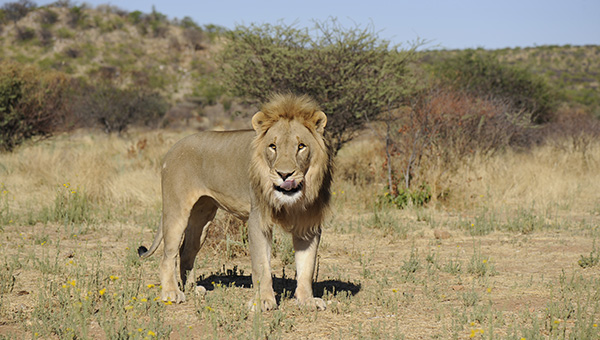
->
259;119;316;206
250;94;330;211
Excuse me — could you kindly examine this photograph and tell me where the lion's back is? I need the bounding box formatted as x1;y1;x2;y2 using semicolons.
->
161;130;256;217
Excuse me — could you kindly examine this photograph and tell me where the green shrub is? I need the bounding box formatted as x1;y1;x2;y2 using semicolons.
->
0;61;70;151
219;20;421;152
128;10;143;24
379;184;431;209
193;76;225;105
67;4;88;28
431;50;556;123
578;241;599;268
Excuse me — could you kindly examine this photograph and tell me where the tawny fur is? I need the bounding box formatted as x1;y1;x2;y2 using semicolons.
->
139;93;334;310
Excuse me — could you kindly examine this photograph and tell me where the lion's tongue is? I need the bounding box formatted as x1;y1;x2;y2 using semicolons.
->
280;179;296;191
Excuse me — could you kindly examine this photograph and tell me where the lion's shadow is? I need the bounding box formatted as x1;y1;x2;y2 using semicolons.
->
194;266;361;300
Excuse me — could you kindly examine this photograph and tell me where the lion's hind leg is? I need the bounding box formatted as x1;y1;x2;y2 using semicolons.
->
179;196;218;292
159;194;215;303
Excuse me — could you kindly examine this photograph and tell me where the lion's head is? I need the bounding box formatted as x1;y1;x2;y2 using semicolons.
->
250;94;333;236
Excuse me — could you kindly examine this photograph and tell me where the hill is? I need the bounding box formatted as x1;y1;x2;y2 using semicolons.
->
0;2;223;103
1;2;599;116
422;45;600;116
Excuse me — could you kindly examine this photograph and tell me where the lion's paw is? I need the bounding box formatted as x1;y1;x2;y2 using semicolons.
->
297;297;327;311
161;289;186;303
247;296;278;312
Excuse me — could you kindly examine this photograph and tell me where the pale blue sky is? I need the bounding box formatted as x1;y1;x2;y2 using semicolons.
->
24;0;600;49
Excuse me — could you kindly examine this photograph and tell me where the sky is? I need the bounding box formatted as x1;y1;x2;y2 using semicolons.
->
23;0;600;50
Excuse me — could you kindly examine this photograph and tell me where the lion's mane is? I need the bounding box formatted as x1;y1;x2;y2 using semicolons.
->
249;94;333;238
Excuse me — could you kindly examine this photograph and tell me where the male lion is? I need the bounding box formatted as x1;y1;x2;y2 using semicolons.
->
138;94;333;311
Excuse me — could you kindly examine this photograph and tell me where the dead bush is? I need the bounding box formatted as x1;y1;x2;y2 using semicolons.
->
0;61;70;151
38;26;53;46
544;107;600;162
384;86;535;198
14;25;35;41
1;0;36;23
183;27;205;50
204;213;248;259
37;8;59;25
69;80;168;134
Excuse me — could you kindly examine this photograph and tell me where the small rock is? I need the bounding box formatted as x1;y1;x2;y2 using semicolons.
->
195;285;207;296
434;229;452;239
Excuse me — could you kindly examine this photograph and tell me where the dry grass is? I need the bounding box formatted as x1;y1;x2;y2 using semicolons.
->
446;141;600;214
1;128;599;339
0;129;183;211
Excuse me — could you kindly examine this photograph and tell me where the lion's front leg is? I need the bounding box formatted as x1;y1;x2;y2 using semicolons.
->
293;228;326;310
247;211;277;311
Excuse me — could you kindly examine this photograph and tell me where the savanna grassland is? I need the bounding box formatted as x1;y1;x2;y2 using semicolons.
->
2;2;600;340
1;127;599;339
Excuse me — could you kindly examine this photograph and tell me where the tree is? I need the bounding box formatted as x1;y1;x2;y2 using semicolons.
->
219;20;421;152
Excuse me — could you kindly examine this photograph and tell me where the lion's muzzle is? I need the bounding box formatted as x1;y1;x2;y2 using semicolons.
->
274;179;303;194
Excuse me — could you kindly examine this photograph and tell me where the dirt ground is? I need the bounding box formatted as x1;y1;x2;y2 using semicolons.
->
1;208;598;339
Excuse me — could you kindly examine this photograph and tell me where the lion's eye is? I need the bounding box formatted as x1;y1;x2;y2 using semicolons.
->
298;143;306;150
269;144;276;151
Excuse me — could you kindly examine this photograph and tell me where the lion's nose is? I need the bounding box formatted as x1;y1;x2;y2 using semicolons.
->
277;171;294;180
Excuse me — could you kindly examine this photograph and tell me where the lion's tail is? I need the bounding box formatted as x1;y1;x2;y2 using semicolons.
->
138;218;163;259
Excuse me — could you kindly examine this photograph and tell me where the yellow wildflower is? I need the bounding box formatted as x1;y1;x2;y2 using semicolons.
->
99;288;106;296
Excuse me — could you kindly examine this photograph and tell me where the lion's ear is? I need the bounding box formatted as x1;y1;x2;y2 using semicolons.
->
251;111;266;132
312;111;327;135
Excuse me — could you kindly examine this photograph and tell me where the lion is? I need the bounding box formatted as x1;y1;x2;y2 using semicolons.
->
138;93;333;311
